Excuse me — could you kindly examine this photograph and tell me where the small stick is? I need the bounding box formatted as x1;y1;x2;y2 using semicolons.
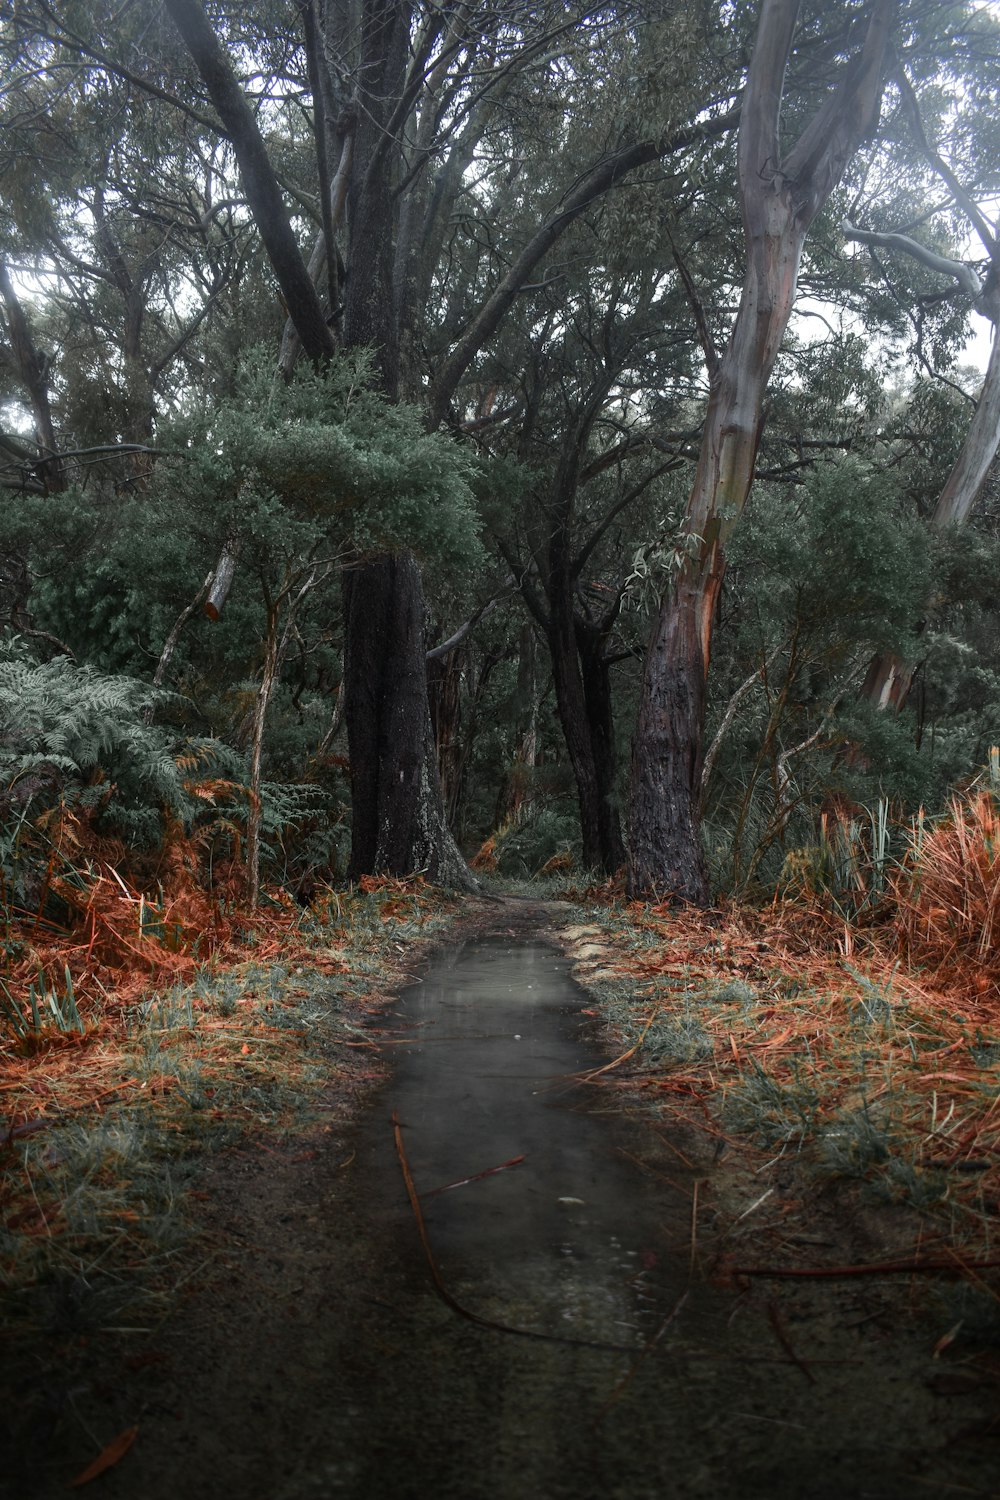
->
391;1111;634;1354
597;1290;690;1418
690;1179;701;1275
767;1300;817;1385
421;1155;525;1198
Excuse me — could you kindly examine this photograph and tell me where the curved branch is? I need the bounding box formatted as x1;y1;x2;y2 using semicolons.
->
843;222;983;299
426;105;742;427
162;0;335;363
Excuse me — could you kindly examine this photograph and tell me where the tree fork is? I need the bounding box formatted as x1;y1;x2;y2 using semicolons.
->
626;0;895;902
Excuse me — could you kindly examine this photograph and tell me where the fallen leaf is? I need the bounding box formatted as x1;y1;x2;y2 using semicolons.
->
69;1425;138;1486
932;1321;963;1359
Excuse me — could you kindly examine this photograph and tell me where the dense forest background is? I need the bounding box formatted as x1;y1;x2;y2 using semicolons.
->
2;0;999;929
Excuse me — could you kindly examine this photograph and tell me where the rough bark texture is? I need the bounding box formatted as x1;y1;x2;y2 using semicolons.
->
627;0;895;902
342;0;408;394
576;618;627;873
344;554;472;887
427;645;465;824
337;0;474;889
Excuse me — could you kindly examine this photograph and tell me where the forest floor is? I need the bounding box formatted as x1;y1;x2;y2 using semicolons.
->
2;888;1000;1497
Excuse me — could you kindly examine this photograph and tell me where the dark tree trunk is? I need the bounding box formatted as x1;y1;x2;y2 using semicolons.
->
547;607;603;872
163;0;336;365
427;643;465;823
545;601;625;875
629;579;715;902
344;553;470;885
342;0;408;396
576;619;626;874
337;0;474;888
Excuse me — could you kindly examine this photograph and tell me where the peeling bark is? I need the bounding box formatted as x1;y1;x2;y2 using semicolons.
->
627;0;895;902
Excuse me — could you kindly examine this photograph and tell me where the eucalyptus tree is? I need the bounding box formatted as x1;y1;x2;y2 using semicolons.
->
842;39;1000;712
143;0;746;886
484;257;702;874
627;0;897;902
0;4;258;453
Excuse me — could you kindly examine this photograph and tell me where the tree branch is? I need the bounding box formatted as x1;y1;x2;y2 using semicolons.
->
843;222;983;299
893;63;997;257
425;583;514;662
426;105;742;427
162;0;335;363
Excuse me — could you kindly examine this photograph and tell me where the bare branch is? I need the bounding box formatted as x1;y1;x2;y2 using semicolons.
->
893;63;997;256
843;222;983;299
426;584;514;662
427;105;742;426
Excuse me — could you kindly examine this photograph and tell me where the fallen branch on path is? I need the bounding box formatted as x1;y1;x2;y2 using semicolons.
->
392;1110;638;1354
420;1154;525;1198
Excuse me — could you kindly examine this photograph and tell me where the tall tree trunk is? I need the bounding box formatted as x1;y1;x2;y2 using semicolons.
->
0;261;65;492
546;606;626;874
344;553;469;885
547;604;605;872
576;619;626;873
167;0;471;887
627;0;894;902
339;0;475;887
246;599;281;909
427;644;465;823
862;306;1000;711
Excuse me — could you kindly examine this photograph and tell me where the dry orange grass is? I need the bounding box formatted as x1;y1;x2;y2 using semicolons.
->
574;849;1000;1247
892;790;1000;996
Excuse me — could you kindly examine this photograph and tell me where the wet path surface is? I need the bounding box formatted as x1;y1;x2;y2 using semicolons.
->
375;937;691;1346
302;935;712;1500
274;934;997;1500
21;915;996;1500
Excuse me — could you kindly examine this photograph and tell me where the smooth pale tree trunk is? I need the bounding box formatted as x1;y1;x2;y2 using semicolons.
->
850;68;1000;714
862;306;1000;711
627;0;894;902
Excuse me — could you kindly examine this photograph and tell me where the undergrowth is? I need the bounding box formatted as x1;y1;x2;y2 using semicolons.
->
565;775;1000;1260
0;877;459;1342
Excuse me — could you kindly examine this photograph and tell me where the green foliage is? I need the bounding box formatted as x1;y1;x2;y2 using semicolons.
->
704;455;948;890
0;964;84;1043
0;641;245;927
731;456;932;660
490;805;581;877
166;350;484;575
0;641;187;813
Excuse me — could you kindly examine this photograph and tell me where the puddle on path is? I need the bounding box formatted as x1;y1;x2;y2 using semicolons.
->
280;936;996;1500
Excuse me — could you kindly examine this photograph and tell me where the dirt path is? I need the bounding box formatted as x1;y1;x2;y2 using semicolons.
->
6;900;1000;1499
